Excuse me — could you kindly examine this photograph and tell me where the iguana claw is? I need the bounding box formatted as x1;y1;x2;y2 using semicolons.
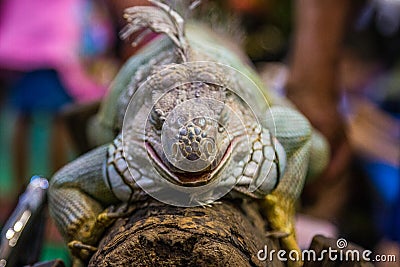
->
265;230;289;239
96;204;136;225
66;204;138;265
68;240;97;265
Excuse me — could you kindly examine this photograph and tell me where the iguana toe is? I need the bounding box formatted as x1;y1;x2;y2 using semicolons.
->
68;240;97;261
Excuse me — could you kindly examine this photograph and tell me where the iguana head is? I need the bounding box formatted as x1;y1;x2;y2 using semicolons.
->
145;81;233;187
119;2;285;206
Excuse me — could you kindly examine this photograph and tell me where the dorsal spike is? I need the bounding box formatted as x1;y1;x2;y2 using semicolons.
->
121;0;198;62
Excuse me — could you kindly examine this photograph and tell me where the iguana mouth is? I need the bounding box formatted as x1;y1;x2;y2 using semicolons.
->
145;141;233;187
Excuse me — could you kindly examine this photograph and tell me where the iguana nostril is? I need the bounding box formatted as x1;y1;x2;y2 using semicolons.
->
172;143;179;157
206;142;213;153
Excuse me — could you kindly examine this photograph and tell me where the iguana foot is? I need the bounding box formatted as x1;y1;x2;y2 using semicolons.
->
67;204;137;263
71;257;86;267
68;240;97;265
262;192;303;266
68;205;138;267
265;230;289;239
282;234;303;267
96;203;137;226
265;230;302;266
96;206;124;225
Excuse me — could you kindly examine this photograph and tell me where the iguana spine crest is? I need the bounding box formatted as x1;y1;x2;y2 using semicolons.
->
121;0;197;62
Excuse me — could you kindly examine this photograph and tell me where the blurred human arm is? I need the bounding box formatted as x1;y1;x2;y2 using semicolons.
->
286;0;353;184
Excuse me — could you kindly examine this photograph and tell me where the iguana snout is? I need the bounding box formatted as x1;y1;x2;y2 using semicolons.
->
145;91;232;186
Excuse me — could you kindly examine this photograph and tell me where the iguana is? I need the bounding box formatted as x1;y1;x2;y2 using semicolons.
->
48;1;329;266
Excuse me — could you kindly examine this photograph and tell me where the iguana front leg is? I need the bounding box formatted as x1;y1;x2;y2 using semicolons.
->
48;145;123;265
262;106;314;267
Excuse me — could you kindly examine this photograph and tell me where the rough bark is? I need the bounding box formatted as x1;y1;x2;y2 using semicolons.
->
89;198;284;267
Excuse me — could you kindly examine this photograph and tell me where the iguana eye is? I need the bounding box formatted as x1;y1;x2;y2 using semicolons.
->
196;117;206;127
149;108;164;130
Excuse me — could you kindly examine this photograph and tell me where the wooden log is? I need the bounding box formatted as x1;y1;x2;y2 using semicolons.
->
89;198;284;267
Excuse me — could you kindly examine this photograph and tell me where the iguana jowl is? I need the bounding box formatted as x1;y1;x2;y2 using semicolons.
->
48;1;329;266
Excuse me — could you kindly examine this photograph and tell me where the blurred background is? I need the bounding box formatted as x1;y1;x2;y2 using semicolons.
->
0;0;399;265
